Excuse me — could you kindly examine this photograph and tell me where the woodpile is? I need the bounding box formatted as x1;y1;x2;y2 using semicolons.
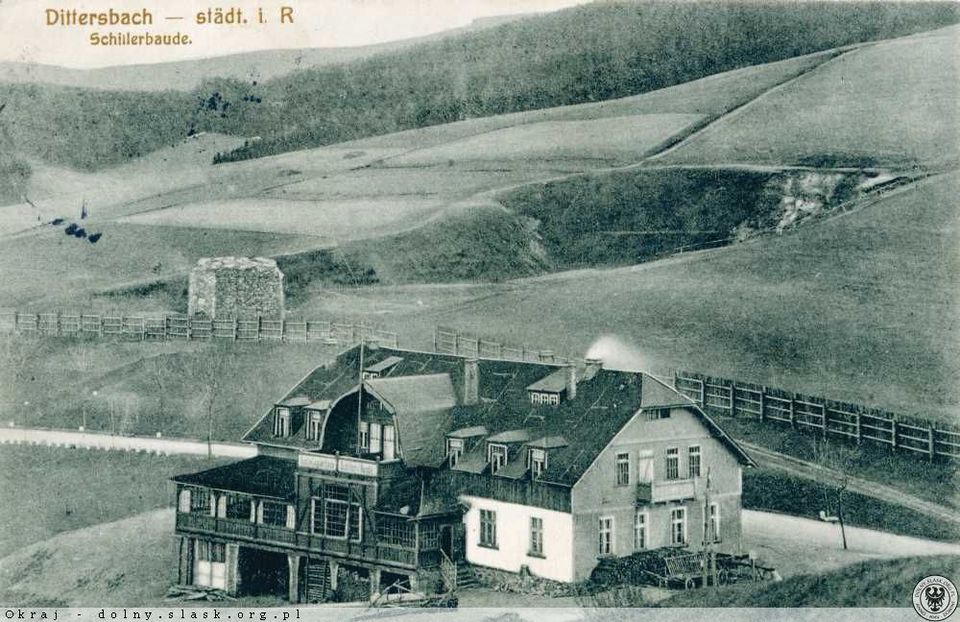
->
165;585;237;601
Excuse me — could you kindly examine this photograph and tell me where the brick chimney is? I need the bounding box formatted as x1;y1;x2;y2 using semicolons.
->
565;363;577;400
463;357;479;405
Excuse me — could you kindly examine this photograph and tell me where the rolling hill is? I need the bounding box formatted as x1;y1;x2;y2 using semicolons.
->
1;1;956;176
0;20;956;426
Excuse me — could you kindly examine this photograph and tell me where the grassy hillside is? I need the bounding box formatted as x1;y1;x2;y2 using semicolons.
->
660;555;960;607
3;1;957;172
0;446;228;558
660;24;960;168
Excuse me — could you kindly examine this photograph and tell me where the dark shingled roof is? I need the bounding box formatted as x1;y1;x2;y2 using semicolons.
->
172;456;297;499
241;346;754;485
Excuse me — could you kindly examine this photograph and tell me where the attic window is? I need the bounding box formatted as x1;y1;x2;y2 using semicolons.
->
363;356;404;380
645;408;671;421
529;392;560;406
274;407;290;437
528;448;547;479
306;412;323;442
487;443;508;474
446;437;465;467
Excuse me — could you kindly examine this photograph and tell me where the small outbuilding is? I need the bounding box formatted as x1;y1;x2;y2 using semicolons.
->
188;256;284;320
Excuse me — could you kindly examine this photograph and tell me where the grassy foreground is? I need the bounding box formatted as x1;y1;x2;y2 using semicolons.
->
660;555;960;607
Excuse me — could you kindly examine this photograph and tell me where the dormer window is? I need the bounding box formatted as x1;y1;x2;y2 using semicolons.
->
273;407;290;437
528;448;547;479
487;443;508;474
306;412;323;442
446;437;465;467
529;392;560;406
645;408;671;421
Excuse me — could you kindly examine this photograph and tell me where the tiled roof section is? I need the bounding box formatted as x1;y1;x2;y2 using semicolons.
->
494;454;530;480
367;374;457;467
486;429;533;444
241;345;754;479
365;356;405;374
306;400;331;411
366;374;457;413
526;367;569;393
374;469;460;517
528;435;569;449
172;456;297;499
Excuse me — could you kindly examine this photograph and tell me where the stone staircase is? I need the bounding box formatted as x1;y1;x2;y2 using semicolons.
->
454;561;479;589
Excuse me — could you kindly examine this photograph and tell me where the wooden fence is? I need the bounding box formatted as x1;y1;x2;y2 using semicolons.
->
433;326;572;365
0;309;399;348
674;371;960;461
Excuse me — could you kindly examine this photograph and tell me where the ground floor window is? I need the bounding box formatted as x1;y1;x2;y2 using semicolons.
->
479;509;497;548
671;508;686;545
529;516;544;557
598;516;614;556
194;541;226;589
634;511;647;551
376;515;416;548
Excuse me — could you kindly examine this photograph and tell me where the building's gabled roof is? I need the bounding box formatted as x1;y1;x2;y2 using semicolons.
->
525;367;568;393
172;456;297;499
640;374;695;408
241;345;755;482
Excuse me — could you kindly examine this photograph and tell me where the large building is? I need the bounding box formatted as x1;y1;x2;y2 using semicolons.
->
171;345;754;601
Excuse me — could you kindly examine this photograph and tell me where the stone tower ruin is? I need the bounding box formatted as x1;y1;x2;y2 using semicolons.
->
188;257;285;320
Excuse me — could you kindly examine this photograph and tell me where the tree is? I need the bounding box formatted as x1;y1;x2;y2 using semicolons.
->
812;438;858;550
184;344;231;458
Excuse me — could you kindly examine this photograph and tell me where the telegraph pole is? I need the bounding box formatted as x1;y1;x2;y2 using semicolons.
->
356;337;364;457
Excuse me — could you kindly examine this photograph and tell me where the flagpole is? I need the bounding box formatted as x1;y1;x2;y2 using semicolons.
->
356;336;364;457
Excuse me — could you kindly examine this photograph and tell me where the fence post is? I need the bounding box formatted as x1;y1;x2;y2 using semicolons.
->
729;382;737;417
789;397;796;429
890;416;898;453
234;318;239;341
928;425;935;462
759;387;766;422
699;379;706;409
55;311;62;336
821;401;828;439
433;328;438;353
854;410;862;445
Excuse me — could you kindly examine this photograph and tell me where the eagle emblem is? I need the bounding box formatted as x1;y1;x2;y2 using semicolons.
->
925;585;947;612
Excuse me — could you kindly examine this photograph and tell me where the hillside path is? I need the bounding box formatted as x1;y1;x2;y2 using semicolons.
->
738;440;960;528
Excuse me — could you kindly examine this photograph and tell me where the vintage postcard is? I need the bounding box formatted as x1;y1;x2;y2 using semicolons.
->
0;0;957;620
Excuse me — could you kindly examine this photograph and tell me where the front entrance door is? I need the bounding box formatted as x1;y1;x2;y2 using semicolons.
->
439;525;453;558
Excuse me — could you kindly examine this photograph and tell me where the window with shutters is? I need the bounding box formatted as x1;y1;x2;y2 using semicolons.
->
369;422;382;454
383;424;396;460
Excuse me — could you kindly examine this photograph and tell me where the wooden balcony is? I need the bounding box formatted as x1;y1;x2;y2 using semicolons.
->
636;479;697;504
175;512;417;569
